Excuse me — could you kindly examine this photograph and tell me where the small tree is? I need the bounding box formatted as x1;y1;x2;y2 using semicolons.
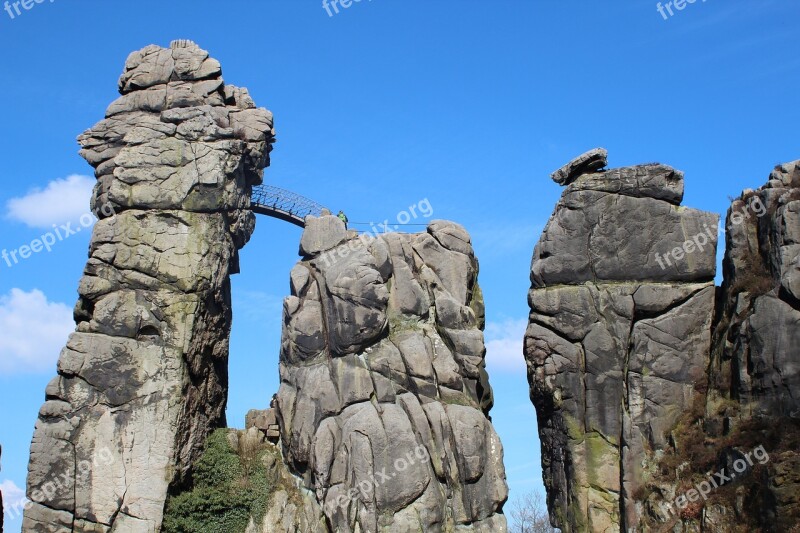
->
509;492;558;533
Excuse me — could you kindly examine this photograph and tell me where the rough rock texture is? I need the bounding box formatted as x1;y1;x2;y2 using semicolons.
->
275;217;508;532
550;148;608;186
711;160;800;418
528;155;800;532
690;160;800;532
23;41;273;532
634;161;800;532
246;407;281;442
233;428;327;533
525;153;719;532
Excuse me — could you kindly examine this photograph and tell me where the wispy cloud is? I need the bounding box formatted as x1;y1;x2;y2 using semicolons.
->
505;460;540;475
484;318;528;373
0;289;73;375
1;478;28;520
6;175;95;229
233;290;284;324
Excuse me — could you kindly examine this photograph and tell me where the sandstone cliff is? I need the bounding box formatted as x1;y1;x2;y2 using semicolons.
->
525;149;718;531
162;217;508;533
23;41;273;531
526;151;800;532
23;41;507;533
265;216;508;532
711;160;800;418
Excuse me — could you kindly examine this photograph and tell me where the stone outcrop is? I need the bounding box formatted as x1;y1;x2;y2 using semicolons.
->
23;41;273;532
246;407;281;443
525;150;719;531
275;216;508;532
550;148;608;186
637;161;800;532
527;153;800;532
693;160;800;532
23;40;508;533
711;160;800;418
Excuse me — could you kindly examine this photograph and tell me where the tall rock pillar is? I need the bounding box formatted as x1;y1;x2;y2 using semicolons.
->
269;218;509;532
711;160;800;417
23;41;274;532
524;150;719;532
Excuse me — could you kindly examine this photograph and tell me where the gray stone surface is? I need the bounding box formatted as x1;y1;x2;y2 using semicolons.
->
525;153;718;532
712;159;800;418
246;408;278;431
23;41;273;532
246;408;281;442
567;163;685;205
300;215;348;256
641;160;800;531
550;147;608;185
531;161;718;286
276;221;508;532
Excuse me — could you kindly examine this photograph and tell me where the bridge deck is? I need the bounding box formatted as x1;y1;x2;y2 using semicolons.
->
250;185;328;227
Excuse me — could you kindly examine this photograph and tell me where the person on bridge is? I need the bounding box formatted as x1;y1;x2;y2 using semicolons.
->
337;210;348;229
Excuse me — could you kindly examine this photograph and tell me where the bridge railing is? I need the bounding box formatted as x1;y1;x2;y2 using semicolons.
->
250;184;329;227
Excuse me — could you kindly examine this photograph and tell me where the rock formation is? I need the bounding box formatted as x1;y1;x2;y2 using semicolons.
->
697;159;800;532
24;41;507;533
162;217;508;533
526;151;800;532
635;161;800;532
711;160;800;418
246;407;281;443
23;40;273;532
525;150;719;531
266;216;508;532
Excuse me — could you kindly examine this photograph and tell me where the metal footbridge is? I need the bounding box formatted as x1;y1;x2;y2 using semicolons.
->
250;185;328;227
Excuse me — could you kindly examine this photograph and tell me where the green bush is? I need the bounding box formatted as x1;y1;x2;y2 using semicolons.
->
162;429;273;533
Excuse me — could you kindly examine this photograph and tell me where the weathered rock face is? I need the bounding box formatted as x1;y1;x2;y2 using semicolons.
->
634;162;800;532
275;217;508;532
525;150;719;532
712;160;800;418
245;408;281;443
694;160;800;532
23;41;273;532
528;153;800;532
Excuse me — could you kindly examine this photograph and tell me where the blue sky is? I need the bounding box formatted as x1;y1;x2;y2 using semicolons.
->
1;0;798;529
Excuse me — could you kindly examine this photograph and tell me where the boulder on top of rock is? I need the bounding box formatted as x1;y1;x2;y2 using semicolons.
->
299;214;347;256
246;408;278;431
566;163;685;205
550;147;608;185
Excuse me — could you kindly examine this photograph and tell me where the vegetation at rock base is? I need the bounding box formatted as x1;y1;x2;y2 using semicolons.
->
162;429;274;533
643;394;800;532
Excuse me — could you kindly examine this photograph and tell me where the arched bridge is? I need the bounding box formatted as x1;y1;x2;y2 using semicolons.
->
250;185;329;227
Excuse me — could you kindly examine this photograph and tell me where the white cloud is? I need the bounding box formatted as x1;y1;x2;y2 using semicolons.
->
6;175;95;229
484;318;528;373
1;479;28;521
504;460;540;475
0;289;73;375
